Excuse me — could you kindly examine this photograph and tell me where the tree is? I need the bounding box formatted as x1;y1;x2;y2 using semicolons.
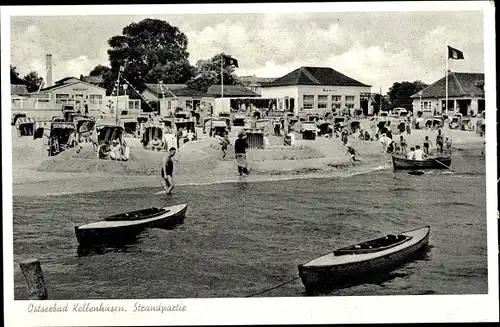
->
23;71;44;92
186;53;239;92
387;80;428;112
89;64;111;77
10;65;25;85
106;18;193;92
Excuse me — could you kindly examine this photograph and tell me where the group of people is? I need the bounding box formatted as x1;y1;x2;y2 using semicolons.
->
176;128;196;148
388;129;453;161
99;138;130;161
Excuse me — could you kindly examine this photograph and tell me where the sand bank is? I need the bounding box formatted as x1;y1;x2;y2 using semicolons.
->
10;125;485;197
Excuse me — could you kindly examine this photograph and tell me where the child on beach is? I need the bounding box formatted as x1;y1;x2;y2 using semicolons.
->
161;147;177;194
399;135;408;154
220;133;230;159
346;145;360;162
445;137;453;154
423;136;432;155
406;147;416;160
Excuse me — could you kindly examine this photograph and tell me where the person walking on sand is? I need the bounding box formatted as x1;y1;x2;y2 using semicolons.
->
235;131;250;177
161;147;177;194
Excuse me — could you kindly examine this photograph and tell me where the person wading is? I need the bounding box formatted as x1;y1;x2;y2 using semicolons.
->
235;131;250;177
161;147;177;194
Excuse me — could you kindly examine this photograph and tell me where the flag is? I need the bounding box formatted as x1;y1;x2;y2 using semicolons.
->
223;56;239;68
448;46;464;60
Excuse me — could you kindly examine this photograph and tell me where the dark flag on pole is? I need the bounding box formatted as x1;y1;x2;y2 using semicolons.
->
224;56;239;68
448;46;465;60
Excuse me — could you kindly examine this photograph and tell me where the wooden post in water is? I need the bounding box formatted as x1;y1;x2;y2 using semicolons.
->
19;259;48;300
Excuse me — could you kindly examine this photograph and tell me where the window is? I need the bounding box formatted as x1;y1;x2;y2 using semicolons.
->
345;96;355;102
346;103;355;109
318;95;328;109
302;95;314;109
332;95;342;102
186;100;193;109
420;101;432;111
55;94;70;104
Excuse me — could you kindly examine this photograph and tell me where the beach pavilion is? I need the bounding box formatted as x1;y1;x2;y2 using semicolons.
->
259;66;372;116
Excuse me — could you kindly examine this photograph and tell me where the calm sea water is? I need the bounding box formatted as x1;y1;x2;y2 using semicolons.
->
13;150;487;299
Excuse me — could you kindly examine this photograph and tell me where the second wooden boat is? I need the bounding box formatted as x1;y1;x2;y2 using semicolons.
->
298;226;430;293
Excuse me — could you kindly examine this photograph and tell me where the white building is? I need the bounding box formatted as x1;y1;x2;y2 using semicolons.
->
260;66;372;116
11;77;141;120
410;72;485;116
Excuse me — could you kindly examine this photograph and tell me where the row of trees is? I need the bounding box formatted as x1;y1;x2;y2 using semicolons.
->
10;65;44;93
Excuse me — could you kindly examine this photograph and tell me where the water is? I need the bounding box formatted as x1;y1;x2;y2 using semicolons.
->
13;150;487;299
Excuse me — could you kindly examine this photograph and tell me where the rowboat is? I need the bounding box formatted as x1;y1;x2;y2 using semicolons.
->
298;226;430;293
392;155;452;170
75;203;188;246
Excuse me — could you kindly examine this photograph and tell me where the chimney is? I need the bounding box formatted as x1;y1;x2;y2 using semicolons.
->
46;54;53;87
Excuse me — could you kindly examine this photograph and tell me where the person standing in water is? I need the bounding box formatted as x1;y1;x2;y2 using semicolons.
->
161;147;177;194
234;131;250;176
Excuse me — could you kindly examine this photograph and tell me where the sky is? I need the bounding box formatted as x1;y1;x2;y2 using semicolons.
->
9;9;485;93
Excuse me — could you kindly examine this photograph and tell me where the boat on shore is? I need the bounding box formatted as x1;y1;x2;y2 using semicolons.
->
392;155;452;170
298;226;430;294
75;203;188;246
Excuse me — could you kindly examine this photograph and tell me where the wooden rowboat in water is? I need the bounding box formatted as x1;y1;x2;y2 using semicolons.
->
75;203;188;246
392;155;452;170
298;226;430;293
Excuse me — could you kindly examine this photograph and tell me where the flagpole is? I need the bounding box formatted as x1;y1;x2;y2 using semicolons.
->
445;44;449;116
116;68;121;125
221;56;224;114
379;86;382;113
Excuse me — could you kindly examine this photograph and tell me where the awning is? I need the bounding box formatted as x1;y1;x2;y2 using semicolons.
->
15;117;35;127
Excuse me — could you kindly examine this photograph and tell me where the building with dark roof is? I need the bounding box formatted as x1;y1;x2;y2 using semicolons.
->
410;72;485;116
142;83;260;116
238;76;277;95
260;66;372;115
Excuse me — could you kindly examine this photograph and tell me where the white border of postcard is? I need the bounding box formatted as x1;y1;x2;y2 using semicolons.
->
2;2;498;326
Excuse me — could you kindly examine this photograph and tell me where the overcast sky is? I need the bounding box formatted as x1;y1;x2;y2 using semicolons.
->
9;9;484;93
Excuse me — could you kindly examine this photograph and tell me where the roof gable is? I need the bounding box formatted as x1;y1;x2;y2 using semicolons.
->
411;72;484;98
265;66;370;87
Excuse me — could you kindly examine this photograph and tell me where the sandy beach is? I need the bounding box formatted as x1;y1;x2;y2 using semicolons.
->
11;122;485;197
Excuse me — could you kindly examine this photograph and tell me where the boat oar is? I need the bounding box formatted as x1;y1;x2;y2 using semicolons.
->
432;158;455;172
